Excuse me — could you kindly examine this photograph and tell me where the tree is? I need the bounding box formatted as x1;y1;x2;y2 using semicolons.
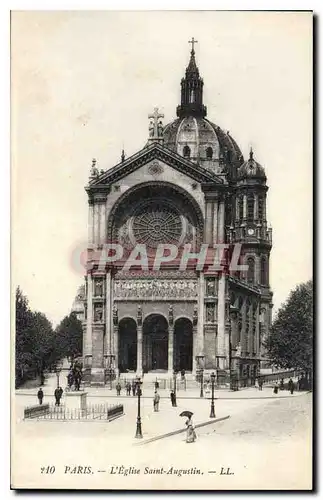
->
55;313;83;361
264;280;313;378
15;287;57;387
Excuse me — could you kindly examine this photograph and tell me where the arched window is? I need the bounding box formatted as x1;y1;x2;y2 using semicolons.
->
247;194;254;222
206;147;213;160
258;196;265;221
189;90;195;103
260;257;268;285
247;257;255;283
183;145;191;158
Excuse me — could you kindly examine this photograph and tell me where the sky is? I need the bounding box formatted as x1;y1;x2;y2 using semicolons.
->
11;10;312;327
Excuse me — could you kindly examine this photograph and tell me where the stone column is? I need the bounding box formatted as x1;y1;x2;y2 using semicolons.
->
93;204;100;245
137;326;143;375
195;272;205;365
99;201;106;245
254;193;258;221
243;194;247;220
205;201;213;244
88;201;94;245
84;274;93;367
213;198;219;244
168;325;174;373
217;197;225;243
216;275;226;369
105;272;111;356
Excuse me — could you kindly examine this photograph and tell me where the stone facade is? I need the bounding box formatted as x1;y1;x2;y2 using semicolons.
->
82;45;273;386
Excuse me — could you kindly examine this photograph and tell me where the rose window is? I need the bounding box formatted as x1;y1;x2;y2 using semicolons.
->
131;202;183;248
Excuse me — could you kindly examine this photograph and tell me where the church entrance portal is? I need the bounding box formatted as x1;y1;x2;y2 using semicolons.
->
143;314;168;371
118;318;137;372
174;318;193;372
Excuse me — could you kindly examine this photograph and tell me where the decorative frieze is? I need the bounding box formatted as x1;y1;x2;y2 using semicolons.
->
113;279;197;300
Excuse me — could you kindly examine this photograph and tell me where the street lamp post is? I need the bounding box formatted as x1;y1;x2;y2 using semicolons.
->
200;367;204;398
106;354;115;390
196;354;205;398
135;379;143;439
210;371;216;418
55;360;63;388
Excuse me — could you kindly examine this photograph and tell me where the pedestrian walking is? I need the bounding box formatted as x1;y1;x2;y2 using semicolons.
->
58;386;63;400
273;384;278;395
116;381;121;396
126;382;131;396
132;381;136;396
153;391;160;412
54;387;62;406
279;379;285;390
288;378;295;395
155;379;159;391
37;387;44;405
170;390;177;407
258;379;263;391
185;415;197;443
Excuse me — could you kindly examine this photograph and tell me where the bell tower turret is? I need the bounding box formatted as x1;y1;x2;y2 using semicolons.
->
176;38;207;119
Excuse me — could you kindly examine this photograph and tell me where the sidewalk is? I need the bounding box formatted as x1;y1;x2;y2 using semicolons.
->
16;383;307;401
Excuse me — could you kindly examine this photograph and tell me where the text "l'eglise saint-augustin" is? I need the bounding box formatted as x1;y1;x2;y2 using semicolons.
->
110;466;202;477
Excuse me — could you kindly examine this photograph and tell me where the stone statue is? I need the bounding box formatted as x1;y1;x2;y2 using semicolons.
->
206;304;214;323
95;279;103;297
90;158;99;178
94;305;103;322
157;120;164;137
149;120;154;137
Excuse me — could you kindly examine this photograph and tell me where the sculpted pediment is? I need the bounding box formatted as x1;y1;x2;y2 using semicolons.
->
86;143;223;192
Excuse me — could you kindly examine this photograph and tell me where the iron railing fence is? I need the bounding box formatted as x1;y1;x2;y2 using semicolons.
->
24;403;124;421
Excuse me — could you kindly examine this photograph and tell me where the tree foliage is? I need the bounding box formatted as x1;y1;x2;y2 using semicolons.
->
54;313;83;361
265;280;313;373
15;288;83;388
15;287;59;387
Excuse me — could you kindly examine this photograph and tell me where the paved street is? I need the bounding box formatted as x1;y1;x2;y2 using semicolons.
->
12;372;312;490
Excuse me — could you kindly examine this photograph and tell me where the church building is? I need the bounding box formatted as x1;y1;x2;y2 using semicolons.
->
82;41;273;386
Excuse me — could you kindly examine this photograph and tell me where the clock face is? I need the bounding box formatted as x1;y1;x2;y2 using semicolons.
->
247;228;255;236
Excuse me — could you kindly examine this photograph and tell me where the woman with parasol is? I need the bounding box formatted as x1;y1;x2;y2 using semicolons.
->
180;411;197;443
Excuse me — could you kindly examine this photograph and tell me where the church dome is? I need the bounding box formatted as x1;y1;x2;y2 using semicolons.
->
161;41;243;175
163;116;243;173
237;148;266;182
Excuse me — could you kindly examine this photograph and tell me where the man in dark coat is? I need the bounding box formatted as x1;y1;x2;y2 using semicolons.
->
258;379;263;391
54;387;62;406
126;382;131;396
37;388;44;405
132;381;136;396
288;378;295;395
116;382;121;396
170;391;177;407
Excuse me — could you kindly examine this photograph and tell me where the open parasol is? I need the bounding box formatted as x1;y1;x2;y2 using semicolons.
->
179;411;193;418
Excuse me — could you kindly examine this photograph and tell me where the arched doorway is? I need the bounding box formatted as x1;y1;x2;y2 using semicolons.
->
118;318;137;372
174;318;193;372
143;314;168;371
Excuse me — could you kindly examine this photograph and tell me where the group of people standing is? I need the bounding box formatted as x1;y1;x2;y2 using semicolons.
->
116;378;142;396
273;378;295;395
37;386;63;406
